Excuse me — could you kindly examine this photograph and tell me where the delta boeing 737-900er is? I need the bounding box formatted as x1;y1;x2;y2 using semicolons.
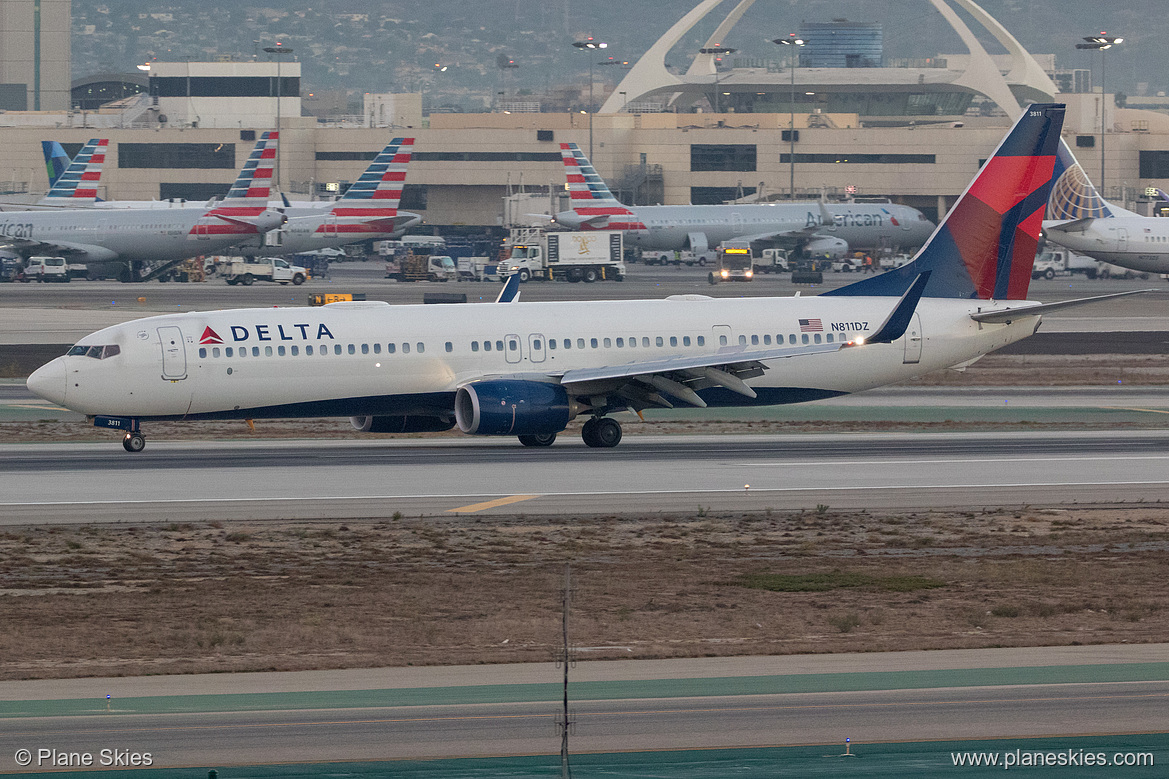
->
553;143;935;257
27;104;1151;452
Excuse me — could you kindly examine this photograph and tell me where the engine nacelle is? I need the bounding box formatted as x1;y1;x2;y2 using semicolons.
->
805;236;849;260
350;415;455;433
454;380;573;436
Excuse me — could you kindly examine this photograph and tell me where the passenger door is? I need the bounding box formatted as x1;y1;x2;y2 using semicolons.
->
712;324;733;348
504;333;522;364
158;326;187;380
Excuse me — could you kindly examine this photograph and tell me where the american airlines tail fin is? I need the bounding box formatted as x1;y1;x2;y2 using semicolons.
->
326;138;417;232
39;138;108;206
1047;138;1138;220
827;104;1065;301
42;141;71;188
216;131;278;212
555;143;640;230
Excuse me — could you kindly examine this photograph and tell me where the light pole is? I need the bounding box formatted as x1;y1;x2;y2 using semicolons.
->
572;38;608;159
773;36;806;200
1076;33;1123;194
263;44;294;191
699;46;736;113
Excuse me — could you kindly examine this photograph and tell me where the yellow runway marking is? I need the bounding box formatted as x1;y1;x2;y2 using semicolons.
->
446;494;539;514
1104;406;1169;415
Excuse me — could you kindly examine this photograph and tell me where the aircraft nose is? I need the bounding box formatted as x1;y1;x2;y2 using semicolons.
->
27;357;67;406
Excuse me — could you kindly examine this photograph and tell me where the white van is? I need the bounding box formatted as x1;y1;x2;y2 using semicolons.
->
23;256;70;283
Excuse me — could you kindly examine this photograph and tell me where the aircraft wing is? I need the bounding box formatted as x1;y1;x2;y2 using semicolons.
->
0;236;115;260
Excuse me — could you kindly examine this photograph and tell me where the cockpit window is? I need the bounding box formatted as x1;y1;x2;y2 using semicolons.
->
67;344;120;359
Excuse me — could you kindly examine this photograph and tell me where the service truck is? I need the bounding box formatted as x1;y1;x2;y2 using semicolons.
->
384;252;457;282
707;242;755;284
22;256;71;283
1032;247;1100;280
223;257;309;286
502;227;625;282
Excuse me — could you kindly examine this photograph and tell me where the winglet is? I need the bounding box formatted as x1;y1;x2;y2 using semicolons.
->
495;272;521;303
864;271;931;344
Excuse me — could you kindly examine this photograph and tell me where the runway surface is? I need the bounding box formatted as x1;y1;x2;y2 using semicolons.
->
5;430;1169;522
0;646;1166;773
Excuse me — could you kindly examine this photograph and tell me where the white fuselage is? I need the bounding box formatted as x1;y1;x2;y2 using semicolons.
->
32;296;1037;422
1044;217;1169;273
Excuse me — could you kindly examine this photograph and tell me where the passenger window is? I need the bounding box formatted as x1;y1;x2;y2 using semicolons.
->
616;338;624;348
496;340;504;351
211;347;220;357
656;336;664;347
576;338;585;349
253;346;261;356
225;347;233;357
590;338;598;348
278;346;286;356
789;334;797;344
719;335;728;346
751;335;759;345
764;335;771;345
801;334;809;344
387;343;395;354
826;333;834;343
348;344;356;355
445;342;453;352
403;343;411;354
670;336;677;347
472;341;480;352
418;343;425;353
683;336;691;346
292;345;299;355
697;336;705;346
361;344;369;354
334;344;342;355
549;339;557;350
483;341;491;352
564;339;572;349
739;335;747;345
533;339;542;350
265;346;273;356
642;337;650;347
509;339;518;351
603;337;611;348
199;347;207;358
814;334;822;344
373;343;380;354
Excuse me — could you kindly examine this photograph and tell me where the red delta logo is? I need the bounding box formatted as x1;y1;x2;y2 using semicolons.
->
199;326;223;345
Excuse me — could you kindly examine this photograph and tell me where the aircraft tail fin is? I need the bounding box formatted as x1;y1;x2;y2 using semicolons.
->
826;104;1065;300
42;141;70;188
38;138;108;206
561;143;623;206
329;138;414;215
1047;138;1139;219
217;131;278;210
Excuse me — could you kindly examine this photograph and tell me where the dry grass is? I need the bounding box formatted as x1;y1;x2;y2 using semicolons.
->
0;506;1168;680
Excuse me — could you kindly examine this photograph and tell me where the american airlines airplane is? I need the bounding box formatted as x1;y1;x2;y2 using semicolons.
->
553;143;935;256
26;104;1140;452
232;138;422;257
0;133;286;265
1043;140;1169;273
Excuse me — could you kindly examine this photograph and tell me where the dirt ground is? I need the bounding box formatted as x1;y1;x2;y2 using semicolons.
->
0;506;1167;681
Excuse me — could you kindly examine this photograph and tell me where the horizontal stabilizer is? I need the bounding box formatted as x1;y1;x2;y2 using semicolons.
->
1044;217;1094;233
969;289;1159;324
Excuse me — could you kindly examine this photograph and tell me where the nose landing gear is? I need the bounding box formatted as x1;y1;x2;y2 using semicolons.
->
581;417;622;448
122;432;146;452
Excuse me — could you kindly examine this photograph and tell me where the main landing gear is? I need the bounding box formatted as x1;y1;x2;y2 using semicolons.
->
518;432;557;447
122;432;146;452
581;417;622;448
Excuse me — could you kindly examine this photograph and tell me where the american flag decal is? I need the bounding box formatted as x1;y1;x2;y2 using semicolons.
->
799;318;823;332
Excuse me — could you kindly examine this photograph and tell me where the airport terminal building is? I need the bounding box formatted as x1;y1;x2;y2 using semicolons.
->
1;0;1169;230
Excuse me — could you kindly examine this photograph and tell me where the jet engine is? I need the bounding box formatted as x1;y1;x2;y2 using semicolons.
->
804;236;849;260
350;415;455;433
454;380;578;436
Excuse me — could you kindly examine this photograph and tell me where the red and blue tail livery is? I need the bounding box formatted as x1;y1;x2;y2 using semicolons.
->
829;104;1064;300
41;138;108;205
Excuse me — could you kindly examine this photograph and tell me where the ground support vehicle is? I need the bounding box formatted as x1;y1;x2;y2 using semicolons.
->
503;227;625;282
755;248;790;274
457;256;501;281
0;258;22;282
707;242;755;284
1032;247;1102;280
223;258;308;286
23;256;70;283
385;252;457;282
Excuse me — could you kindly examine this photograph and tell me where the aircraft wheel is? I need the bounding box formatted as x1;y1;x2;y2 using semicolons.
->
122;432;146;453
518;432;557;447
591;418;622;448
